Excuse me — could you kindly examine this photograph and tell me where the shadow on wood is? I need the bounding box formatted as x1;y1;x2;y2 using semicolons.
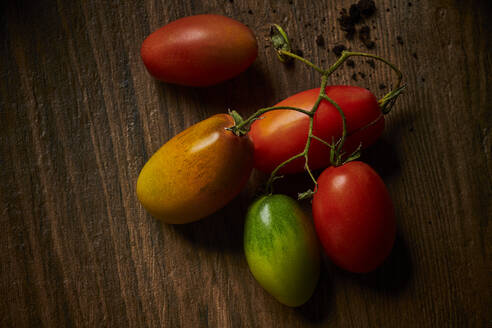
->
333;230;413;295
295;263;334;324
154;62;276;123
168;192;250;253
362;100;419;181
362;139;401;180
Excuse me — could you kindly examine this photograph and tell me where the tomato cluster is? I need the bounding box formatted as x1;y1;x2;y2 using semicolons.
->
137;16;402;307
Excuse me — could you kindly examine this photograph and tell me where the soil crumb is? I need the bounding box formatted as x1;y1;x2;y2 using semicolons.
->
338;0;376;40
332;44;347;57
359;25;375;49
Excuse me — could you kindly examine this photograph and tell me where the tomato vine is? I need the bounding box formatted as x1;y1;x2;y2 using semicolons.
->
229;24;405;198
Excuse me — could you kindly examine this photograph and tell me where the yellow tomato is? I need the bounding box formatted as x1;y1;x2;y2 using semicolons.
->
137;114;254;224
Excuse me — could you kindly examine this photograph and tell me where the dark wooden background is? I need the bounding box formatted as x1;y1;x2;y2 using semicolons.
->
1;0;490;327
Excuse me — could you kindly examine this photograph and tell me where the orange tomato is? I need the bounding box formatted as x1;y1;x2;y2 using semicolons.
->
137;114;254;224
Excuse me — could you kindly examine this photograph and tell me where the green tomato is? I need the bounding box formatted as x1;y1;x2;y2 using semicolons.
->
244;194;320;307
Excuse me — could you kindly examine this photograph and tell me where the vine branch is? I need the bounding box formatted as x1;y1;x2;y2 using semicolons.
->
235;24;405;197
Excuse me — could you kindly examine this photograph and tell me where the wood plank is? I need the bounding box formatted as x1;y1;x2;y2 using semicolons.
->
0;0;490;326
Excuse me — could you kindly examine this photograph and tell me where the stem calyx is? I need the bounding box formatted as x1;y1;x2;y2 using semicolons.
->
270;24;292;63
227;109;247;136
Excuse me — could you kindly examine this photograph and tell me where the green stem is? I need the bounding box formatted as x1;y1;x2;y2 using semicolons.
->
302;112;316;185
311;135;335;149
310;111;384;156
278;50;325;74
265;152;304;194
321;94;347;155
265;76;329;193
347;113;383;137
304;159;317;186
277;49;404;116
327;51;402;86
230;105;313;135
326;51;403;113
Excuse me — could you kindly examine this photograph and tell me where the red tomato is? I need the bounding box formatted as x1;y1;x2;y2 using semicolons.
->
312;161;396;273
248;86;384;173
141;14;258;86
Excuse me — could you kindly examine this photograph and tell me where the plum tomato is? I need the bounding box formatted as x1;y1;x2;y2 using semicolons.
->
244;194;320;307
248;86;384;173
312;161;396;273
141;14;258;86
137;114;254;224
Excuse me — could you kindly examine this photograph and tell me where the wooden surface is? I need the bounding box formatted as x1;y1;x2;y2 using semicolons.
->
1;0;490;327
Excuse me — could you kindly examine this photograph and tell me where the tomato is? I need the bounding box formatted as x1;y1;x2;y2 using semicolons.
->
312;161;396;273
244;194;320;307
248;86;384;173
137;114;254;224
141;14;258;86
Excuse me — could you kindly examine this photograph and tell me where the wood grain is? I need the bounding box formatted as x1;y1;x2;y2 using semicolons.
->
0;0;490;327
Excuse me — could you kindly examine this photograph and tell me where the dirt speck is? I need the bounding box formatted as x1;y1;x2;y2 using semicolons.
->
332;44;347;57
359;0;376;17
338;9;356;39
359;25;375;49
337;0;376;39
349;4;361;22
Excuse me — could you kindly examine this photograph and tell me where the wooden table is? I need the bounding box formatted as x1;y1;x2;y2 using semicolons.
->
1;1;490;327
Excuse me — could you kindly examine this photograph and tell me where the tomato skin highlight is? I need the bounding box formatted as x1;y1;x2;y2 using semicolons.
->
248;86;384;173
312;162;396;273
244;194;320;307
141;14;258;86
137;114;254;224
